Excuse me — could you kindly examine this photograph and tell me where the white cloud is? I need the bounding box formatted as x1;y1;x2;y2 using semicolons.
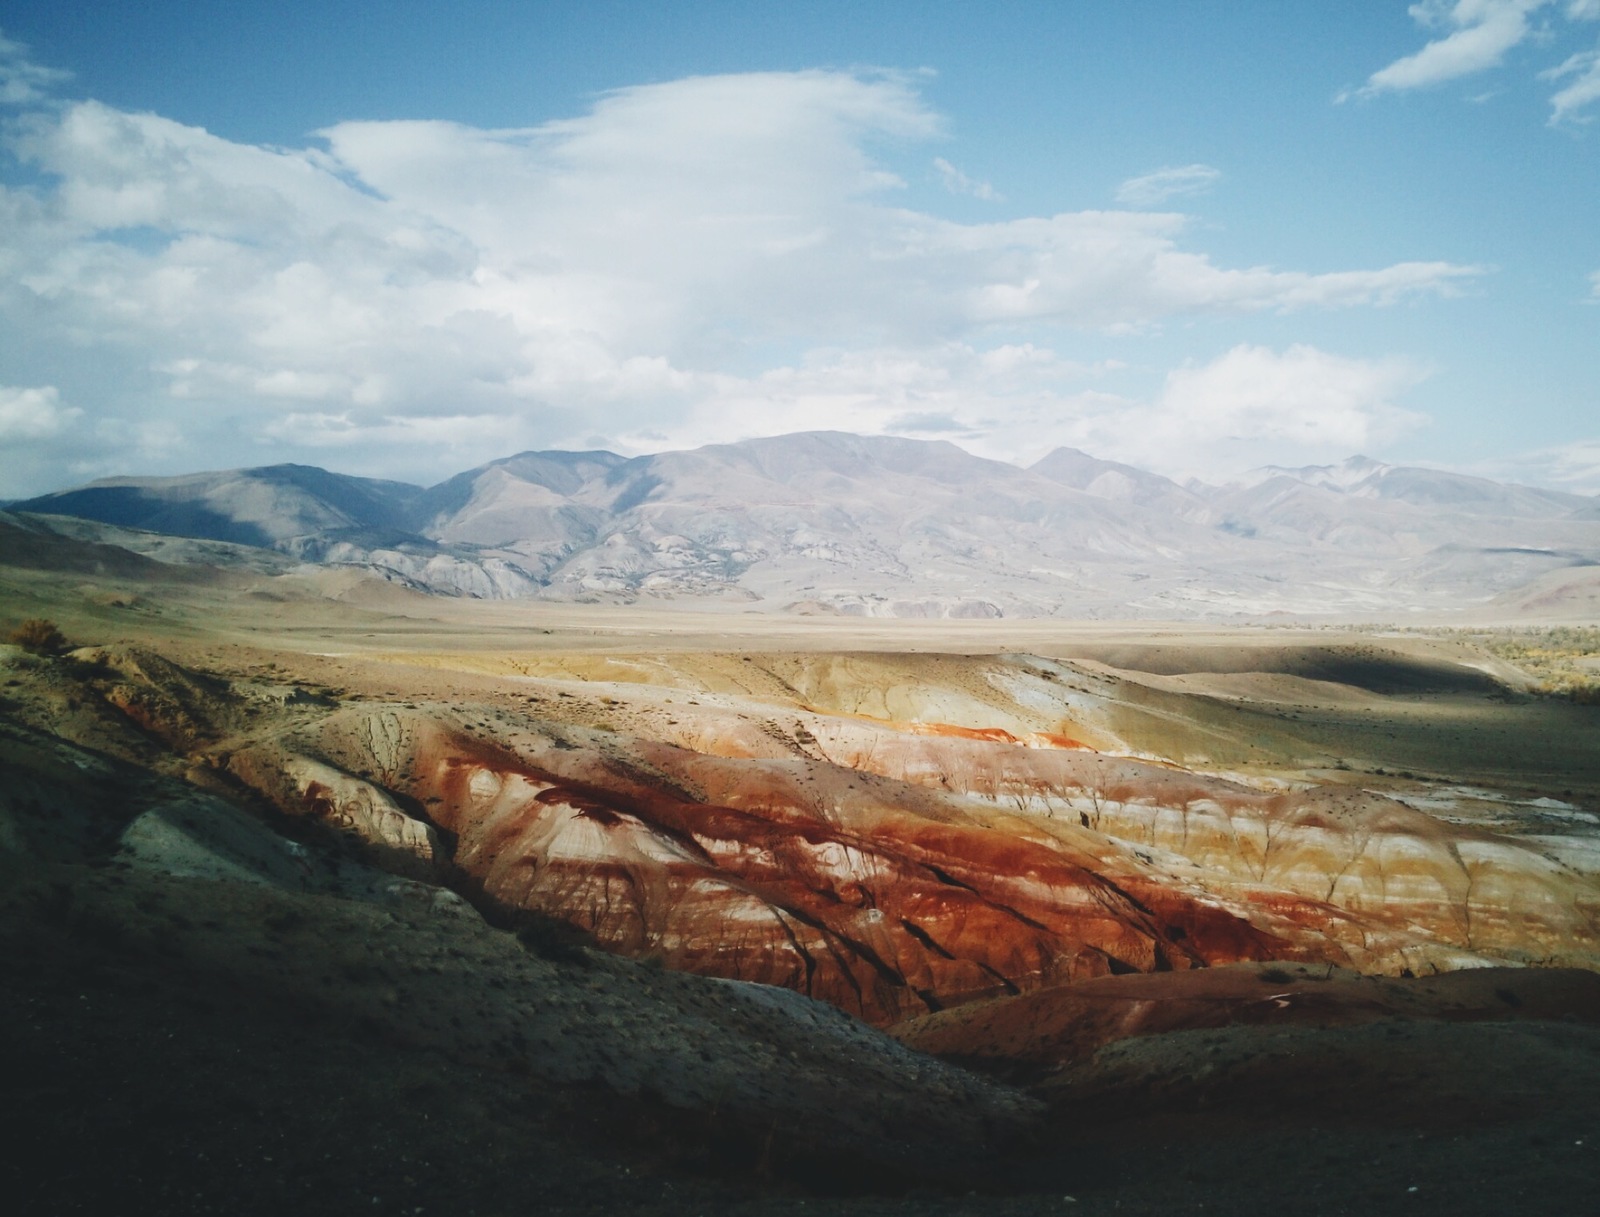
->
1115;164;1221;207
1358;1;1547;96
1481;437;1600;493
0;29;69;105
0;384;80;440
0;385;104;498
594;342;1430;483
0;63;1483;494
1543;43;1600;120
617;342;1064;448
1349;1;1600;120
1065;345;1430;478
932;157;1000;200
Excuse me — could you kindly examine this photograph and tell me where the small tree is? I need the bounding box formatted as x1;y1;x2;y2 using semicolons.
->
8;618;69;656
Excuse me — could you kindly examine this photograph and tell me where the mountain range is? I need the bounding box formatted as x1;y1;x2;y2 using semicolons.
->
12;431;1600;618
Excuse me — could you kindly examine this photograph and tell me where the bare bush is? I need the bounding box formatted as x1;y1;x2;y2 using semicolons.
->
7;618;69;656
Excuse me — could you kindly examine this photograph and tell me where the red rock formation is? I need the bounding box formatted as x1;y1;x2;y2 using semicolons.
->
227;747;442;880
405;733;1255;1023
214;711;1377;1023
643;704;1600;970
222;690;1600;1026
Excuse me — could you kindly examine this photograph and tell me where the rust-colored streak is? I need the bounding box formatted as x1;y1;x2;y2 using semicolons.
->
227;704;1599;1027
383;722;1332;1024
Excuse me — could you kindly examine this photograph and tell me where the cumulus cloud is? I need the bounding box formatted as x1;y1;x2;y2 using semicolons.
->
1115;164;1221;207
0;384;124;499
0;56;1482;494
1061;345;1430;478
606;342;1431;483
617;342;1061;451
0;384;80;440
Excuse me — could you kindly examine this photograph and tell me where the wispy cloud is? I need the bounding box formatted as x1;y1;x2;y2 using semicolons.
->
1114;164;1221;208
1479;436;1600;493
1356;1;1545;96
932;156;1000;200
1544;43;1600;120
1346;1;1600;122
0;29;70;105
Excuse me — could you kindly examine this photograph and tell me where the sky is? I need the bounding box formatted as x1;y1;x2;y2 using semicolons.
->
1;1;1598;498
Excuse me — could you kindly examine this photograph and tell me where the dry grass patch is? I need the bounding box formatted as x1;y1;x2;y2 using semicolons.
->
1475;626;1600;703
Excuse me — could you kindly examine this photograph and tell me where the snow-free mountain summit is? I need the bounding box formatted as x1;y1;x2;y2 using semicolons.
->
14;432;1600;618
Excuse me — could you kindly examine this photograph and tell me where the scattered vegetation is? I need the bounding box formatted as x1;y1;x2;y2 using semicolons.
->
7;617;70;656
1475;626;1600;704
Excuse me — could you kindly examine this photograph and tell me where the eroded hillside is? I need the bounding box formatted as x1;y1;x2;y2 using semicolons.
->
6;559;1600;1213
7;628;1597;1028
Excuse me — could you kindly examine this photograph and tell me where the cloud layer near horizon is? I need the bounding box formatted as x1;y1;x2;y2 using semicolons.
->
0;61;1490;495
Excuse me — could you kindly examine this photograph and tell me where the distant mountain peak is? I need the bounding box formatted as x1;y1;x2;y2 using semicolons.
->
1241;455;1391;492
1030;446;1205;513
14;431;1599;615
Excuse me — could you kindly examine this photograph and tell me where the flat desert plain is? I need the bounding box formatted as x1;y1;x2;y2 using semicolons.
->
3;545;1600;1215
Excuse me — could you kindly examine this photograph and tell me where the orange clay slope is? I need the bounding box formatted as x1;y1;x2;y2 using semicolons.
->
226;684;1599;1025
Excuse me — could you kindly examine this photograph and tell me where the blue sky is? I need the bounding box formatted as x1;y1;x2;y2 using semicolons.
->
1;1;1597;497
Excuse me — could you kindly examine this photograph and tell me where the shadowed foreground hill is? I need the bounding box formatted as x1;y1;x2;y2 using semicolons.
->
0;713;1038;1206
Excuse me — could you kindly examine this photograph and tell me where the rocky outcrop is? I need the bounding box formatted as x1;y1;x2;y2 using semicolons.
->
74;645;237;752
227;747;442;880
12;632;1595;1026
223;698;1600;1026
402;723;1304;1024
0;716;1038;1192
559;682;1600;972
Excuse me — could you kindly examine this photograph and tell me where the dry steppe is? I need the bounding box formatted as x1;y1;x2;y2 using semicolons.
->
3;527;1600;1215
